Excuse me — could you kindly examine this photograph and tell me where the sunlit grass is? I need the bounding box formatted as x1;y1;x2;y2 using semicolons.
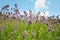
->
0;19;60;40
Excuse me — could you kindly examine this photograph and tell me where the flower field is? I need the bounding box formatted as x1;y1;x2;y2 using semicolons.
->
0;0;60;40
0;18;60;40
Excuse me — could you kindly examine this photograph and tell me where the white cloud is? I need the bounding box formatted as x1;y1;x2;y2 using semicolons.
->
34;0;49;10
34;0;50;17
44;11;49;19
44;11;49;16
39;11;49;18
20;11;24;15
26;11;29;14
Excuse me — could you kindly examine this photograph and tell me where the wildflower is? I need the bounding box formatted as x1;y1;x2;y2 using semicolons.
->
47;25;55;32
49;24;53;28
28;19;32;26
13;24;17;30
3;4;9;10
32;31;34;38
47;27;51;32
24;11;27;18
23;30;28;38
15;3;17;8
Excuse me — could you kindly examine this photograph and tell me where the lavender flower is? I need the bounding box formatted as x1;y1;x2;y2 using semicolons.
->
1;4;9;11
47;27;51;32
32;31;34;38
15;3;17;8
47;25;52;32
13;24;18;30
47;25;55;32
50;25;53;28
23;30;28;38
28;19;32;26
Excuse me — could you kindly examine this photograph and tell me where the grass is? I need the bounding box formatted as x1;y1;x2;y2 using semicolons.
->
0;19;60;40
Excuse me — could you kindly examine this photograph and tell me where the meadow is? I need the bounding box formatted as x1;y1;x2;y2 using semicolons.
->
0;2;60;40
0;18;60;40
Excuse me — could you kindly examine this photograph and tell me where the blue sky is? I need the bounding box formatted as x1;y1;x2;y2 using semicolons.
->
0;0;60;17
